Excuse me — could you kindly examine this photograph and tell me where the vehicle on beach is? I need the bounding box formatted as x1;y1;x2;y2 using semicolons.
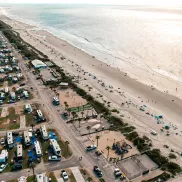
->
86;145;97;151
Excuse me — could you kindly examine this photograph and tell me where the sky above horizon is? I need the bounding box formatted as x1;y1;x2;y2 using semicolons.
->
1;0;182;6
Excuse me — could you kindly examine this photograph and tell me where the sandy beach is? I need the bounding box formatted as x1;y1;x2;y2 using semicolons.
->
1;12;182;162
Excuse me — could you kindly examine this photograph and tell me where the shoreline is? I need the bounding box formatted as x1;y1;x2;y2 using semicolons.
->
1;14;182;123
1;7;182;100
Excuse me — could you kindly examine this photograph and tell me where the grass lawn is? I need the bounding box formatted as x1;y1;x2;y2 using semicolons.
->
25;113;36;126
41;140;49;162
3;147;16;173
8;107;19;122
49;172;57;182
58;140;72;159
27;176;36;182
0;107;20;130
69;172;76;182
7;180;18;182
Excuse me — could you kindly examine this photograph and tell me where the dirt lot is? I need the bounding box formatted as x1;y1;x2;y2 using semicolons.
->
58;88;87;108
0;106;22;130
90;130;139;159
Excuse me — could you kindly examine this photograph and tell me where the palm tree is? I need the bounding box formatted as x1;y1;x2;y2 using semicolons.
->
29;162;36;179
65;141;70;153
87;125;91;137
100;114;103;123
64;101;68;109
81;111;84;118
106;146;111;159
30;124;35;132
95;135;100;147
78;118;82;128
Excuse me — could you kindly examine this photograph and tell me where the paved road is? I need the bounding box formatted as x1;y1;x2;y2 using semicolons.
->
0;157;78;181
0;34;116;181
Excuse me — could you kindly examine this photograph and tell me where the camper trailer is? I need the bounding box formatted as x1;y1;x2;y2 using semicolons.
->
6;132;13;149
40;125;49;140
50;139;61;156
16;144;23;161
23;131;31;146
34;141;42;157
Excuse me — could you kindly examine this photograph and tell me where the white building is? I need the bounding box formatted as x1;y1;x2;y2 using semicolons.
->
40;125;49;140
6;132;13;148
34;141;42;157
50;139;61;156
59;82;69;88
32;59;47;69
23;131;31;146
0;150;8;163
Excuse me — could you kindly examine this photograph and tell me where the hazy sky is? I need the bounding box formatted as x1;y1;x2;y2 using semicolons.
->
1;0;182;6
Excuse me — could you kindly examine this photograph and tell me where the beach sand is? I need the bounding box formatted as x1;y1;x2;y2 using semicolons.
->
1;14;182;161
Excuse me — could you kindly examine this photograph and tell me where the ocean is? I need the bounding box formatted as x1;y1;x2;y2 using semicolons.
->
1;4;182;84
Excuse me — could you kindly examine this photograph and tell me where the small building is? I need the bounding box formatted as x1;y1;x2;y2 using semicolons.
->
23;90;29;98
32;59;47;69
23;131;31;146
59;82;69;89
16;144;23;161
40;125;49;140
37;110;43;119
36;173;48;182
50;139;61;156
0;150;8;163
25;104;32;113
10;91;16;100
6;132;13;149
34;141;42;157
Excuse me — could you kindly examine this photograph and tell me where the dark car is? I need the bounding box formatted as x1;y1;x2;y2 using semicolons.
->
93;166;103;177
19;83;25;87
12;131;19;136
11;163;22;171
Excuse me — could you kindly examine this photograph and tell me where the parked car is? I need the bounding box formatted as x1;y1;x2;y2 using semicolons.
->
61;170;69;180
11;163;22;171
12;131;19;136
86;145;97;151
93;166;103;177
0;163;7;172
19;83;25;87
95;150;102;156
48;155;61;161
114;168;122;177
0;138;5;145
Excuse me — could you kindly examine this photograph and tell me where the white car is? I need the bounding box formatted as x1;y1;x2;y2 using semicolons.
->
0;138;5;145
61;170;69;180
48;155;61;161
86;145;97;151
0;164;7;172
